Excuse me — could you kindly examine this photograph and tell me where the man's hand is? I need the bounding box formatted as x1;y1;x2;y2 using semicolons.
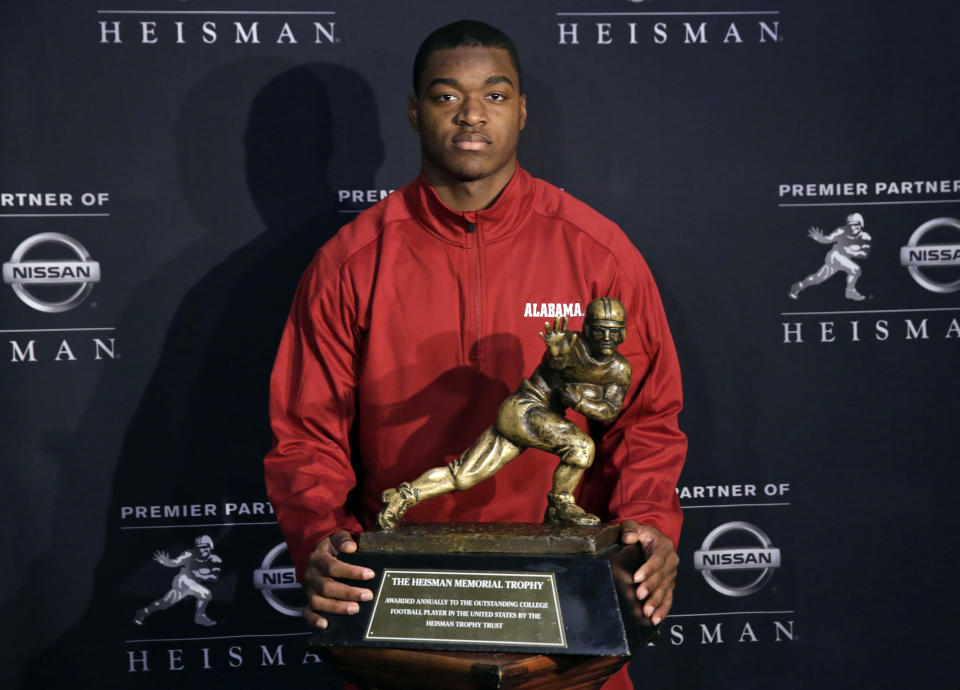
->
302;530;375;630
619;520;678;626
807;226;828;243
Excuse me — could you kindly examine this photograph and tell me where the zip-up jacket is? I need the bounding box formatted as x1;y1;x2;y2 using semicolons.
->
265;166;686;582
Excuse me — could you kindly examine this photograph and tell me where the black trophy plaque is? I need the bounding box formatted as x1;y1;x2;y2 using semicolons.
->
308;522;655;658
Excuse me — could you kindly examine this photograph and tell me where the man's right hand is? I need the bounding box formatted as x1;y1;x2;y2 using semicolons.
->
302;530;375;630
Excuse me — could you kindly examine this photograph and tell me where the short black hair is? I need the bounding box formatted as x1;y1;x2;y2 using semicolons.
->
412;20;522;95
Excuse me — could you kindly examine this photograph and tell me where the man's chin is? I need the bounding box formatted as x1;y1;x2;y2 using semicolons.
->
446;154;497;182
449;166;490;182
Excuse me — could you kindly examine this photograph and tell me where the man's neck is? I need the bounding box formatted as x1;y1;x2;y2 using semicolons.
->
422;162;517;212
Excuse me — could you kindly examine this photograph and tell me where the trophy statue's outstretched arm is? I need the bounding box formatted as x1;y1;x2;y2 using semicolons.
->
540;316;577;369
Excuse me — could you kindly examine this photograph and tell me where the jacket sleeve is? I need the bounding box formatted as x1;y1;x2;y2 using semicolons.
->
264;252;364;581
601;249;686;549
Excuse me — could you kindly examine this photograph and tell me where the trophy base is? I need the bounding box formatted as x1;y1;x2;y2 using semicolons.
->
321;646;628;689
358;521;621;555
309;522;654;658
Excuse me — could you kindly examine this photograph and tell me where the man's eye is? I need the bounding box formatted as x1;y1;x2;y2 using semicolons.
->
436;93;458;102
488;93;505;101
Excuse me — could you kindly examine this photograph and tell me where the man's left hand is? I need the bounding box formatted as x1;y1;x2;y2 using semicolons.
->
619;520;678;626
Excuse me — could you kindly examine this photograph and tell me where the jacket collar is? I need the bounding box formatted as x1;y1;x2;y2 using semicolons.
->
403;165;537;246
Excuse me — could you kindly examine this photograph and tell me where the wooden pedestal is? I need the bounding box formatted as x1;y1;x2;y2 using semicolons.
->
322;646;627;690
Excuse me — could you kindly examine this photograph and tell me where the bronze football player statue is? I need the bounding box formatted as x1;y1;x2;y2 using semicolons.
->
377;297;632;530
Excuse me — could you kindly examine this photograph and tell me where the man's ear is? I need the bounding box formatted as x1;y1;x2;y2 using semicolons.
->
519;93;527;131
408;93;420;132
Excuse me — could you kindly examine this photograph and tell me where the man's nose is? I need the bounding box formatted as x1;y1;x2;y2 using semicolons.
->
457;96;487;126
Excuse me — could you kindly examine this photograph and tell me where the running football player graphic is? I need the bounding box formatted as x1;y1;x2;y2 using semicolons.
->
133;535;222;627
789;212;872;301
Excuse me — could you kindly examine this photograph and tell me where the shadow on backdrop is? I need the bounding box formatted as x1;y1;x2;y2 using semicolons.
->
19;59;384;688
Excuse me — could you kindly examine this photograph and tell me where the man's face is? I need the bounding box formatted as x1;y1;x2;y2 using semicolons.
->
848;219;863;234
583;322;625;359
409;47;526;185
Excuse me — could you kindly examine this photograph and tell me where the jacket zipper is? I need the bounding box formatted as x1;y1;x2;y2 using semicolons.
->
466;219;482;363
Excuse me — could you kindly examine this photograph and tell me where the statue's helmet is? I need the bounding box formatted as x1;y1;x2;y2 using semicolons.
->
586;297;627;327
846;212;865;228
195;535;214;549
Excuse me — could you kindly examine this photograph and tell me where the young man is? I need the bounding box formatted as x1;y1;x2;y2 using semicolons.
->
264;21;685;686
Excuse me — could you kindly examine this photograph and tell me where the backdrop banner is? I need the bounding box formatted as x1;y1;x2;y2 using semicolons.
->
2;1;958;688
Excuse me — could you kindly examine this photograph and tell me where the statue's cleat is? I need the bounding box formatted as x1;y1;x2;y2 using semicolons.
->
544;492;600;526
377;482;419;530
377;490;401;530
194;613;216;627
133;608;148;625
788;283;801;300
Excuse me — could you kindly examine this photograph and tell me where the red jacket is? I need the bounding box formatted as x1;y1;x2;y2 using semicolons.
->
265;166;686;580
